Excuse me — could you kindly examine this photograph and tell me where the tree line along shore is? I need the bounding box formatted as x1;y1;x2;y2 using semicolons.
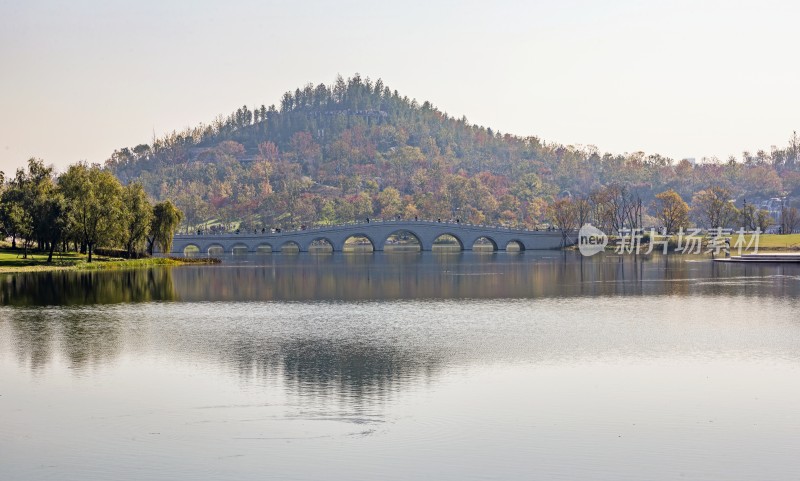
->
0;159;185;269
2;157;798;275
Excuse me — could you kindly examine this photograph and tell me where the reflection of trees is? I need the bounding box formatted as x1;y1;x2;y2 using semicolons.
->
171;253;731;302
6;310;54;373
0;268;177;306
215;334;442;406
4;307;122;372
4;309;443;403
5;254;798;400
59;309;122;371
279;338;437;403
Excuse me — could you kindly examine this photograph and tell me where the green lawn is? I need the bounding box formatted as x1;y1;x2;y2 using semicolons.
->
0;248;187;273
735;233;800;250
0;250;83;267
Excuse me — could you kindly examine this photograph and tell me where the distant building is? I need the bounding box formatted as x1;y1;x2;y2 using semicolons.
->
681;157;697;166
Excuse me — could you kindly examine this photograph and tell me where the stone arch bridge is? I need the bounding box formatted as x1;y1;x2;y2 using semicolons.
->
164;220;576;255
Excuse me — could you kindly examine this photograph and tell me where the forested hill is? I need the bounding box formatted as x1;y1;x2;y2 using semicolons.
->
106;74;800;230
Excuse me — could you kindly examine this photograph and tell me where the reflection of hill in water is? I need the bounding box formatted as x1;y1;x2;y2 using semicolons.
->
170;253;732;301
0;268;177;306
1;305;442;404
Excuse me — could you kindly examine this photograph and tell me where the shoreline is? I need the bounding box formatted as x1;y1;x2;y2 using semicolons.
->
0;250;219;274
3;244;798;274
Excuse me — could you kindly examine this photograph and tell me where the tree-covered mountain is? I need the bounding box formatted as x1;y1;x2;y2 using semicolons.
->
105;74;800;232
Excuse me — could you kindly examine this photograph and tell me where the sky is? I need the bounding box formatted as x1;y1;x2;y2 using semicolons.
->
1;0;799;174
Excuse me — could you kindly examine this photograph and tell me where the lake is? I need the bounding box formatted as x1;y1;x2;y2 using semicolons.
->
2;252;800;480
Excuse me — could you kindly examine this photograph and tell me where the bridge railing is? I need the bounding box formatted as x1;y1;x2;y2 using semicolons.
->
179;218;556;237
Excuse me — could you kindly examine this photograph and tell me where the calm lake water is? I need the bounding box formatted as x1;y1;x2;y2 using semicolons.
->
2;252;800;480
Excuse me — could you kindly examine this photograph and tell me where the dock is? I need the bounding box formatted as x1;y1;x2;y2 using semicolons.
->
714;253;800;263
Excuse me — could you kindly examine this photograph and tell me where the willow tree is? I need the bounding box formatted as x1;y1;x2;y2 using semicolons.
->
59;163;124;262
148;200;183;255
121;182;153;257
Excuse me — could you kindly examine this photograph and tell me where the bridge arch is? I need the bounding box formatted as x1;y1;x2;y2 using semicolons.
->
183;244;201;256
231;243;249;255
505;239;526;252
472;236;498;252
207;244;225;256
341;233;377;252
279;240;301;254
255;243;273;254
306;237;335;253
432;233;464;251
382;229;422;252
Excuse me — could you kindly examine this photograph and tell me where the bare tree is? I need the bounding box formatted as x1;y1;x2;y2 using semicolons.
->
781;206;799;234
576;196;592;228
549;198;578;247
691;187;739;229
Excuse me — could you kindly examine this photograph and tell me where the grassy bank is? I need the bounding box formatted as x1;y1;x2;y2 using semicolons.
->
0;249;216;274
736;233;800;251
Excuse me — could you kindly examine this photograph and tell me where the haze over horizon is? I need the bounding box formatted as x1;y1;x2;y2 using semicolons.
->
2;0;799;174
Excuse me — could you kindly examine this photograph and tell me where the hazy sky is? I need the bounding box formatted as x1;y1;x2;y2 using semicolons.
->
2;0;799;173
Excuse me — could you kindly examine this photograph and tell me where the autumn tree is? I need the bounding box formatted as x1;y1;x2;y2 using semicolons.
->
510;173;543;202
654;189;689;234
376;187;402;218
253;141;277;196
691;187;739;229
351;192;374;219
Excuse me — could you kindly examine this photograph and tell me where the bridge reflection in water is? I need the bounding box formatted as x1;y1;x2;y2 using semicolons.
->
166;220;574;255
